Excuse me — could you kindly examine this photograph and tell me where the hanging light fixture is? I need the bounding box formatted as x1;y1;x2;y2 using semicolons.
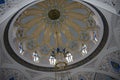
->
55;65;72;80
48;44;73;80
48;31;73;80
48;32;73;80
49;48;73;65
48;47;73;80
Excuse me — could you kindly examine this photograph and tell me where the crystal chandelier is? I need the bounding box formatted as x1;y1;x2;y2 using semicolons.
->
48;33;73;80
48;43;73;80
49;48;73;65
48;42;73;80
55;63;72;80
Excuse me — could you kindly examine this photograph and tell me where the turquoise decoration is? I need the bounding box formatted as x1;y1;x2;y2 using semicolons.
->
9;77;14;80
111;61;120;72
0;0;5;4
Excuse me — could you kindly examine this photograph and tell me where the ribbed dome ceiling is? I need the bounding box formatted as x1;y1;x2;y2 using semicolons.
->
4;0;107;71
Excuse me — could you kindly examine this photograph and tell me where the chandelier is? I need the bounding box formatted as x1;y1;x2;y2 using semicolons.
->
48;28;73;80
53;49;73;80
47;8;73;78
49;47;73;65
49;47;73;80
55;65;72;80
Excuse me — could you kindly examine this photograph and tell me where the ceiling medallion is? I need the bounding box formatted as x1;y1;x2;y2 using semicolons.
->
48;9;60;20
4;0;109;71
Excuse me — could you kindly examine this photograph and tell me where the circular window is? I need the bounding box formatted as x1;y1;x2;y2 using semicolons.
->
4;0;108;71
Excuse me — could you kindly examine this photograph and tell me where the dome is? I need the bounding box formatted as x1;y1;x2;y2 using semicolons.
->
4;0;108;71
